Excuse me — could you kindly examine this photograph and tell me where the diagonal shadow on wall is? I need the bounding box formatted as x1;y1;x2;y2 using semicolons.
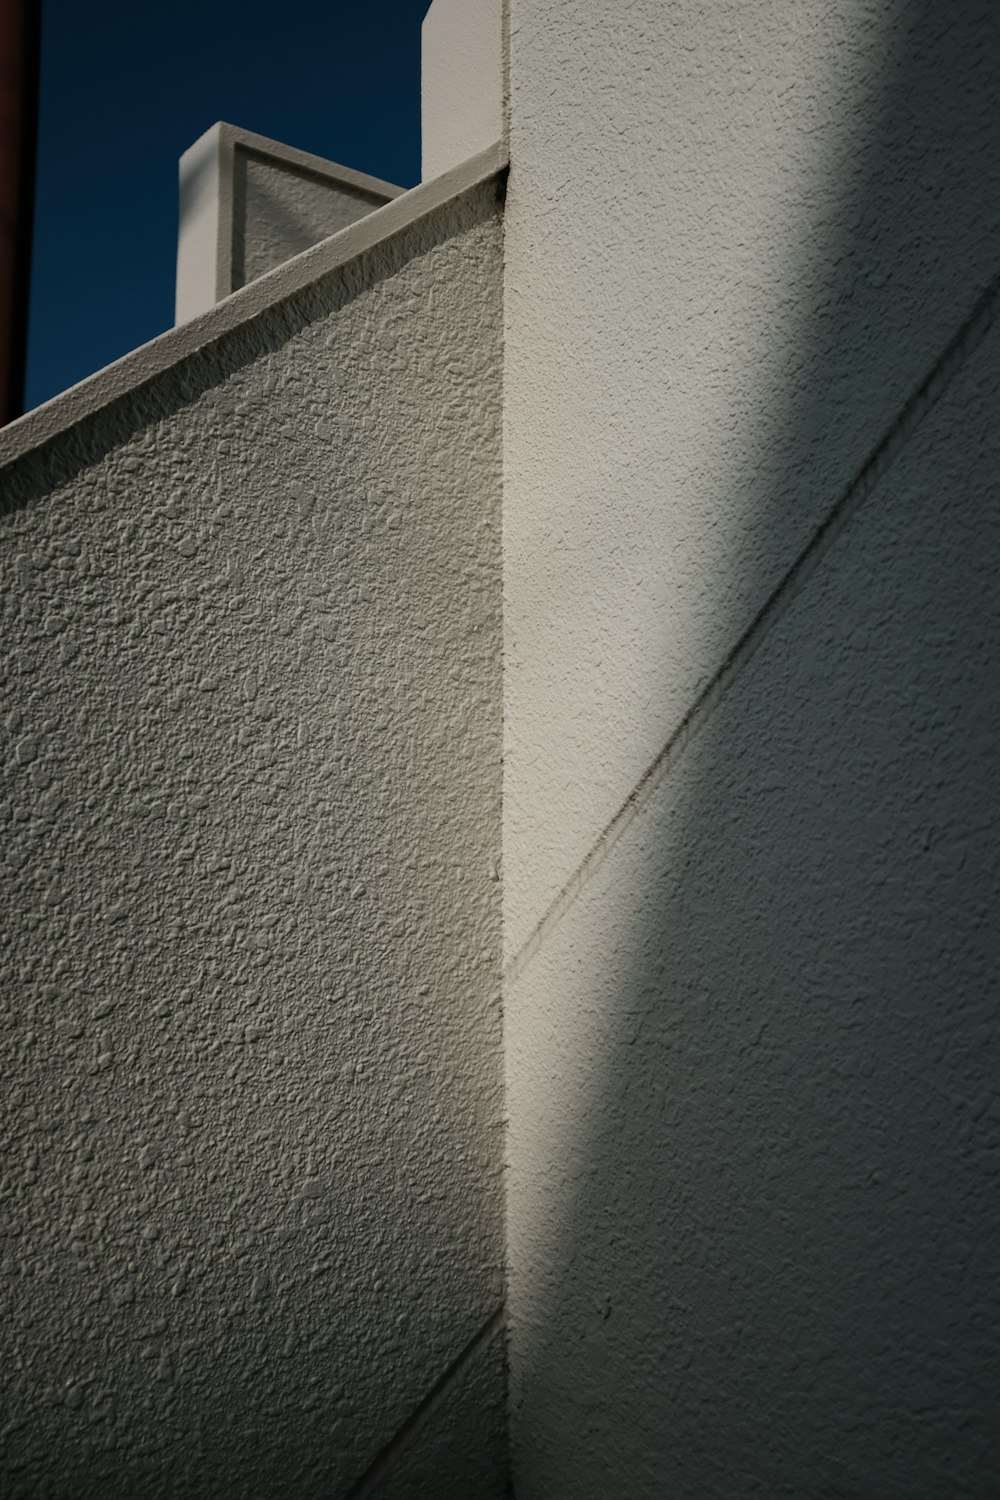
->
507;3;1000;1495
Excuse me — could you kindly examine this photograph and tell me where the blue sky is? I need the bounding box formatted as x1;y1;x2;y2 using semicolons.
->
25;0;430;411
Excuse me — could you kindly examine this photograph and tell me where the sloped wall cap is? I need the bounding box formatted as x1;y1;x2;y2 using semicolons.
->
176;122;405;325
0;141;507;473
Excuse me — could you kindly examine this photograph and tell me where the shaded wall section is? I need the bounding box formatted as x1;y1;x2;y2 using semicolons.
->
1;178;505;1498
175;124;402;327
232;147;393;291
503;0;1000;1493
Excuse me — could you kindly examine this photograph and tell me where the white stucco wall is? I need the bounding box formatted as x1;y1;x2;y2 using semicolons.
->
503;1;1000;1492
0;175;506;1498
503;0;1000;957
176;124;401;324
421;0;503;182
231;148;395;291
356;1320;507;1498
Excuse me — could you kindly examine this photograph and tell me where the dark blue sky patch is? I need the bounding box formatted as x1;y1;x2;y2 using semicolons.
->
26;0;429;409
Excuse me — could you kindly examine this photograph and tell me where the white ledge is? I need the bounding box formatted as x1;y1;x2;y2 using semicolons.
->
1;140;507;473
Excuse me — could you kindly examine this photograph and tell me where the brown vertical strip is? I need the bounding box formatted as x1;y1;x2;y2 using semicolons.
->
0;0;39;425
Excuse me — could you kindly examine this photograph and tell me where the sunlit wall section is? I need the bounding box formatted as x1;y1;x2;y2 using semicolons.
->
503;1;1000;1493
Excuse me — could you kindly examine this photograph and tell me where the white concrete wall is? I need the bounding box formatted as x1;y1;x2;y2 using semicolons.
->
231;147;395;291
0;176;505;1498
421;0;503;182
503;0;1000;1493
176;124;401;324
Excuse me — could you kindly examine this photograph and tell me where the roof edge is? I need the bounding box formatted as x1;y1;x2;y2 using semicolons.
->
1;140;506;473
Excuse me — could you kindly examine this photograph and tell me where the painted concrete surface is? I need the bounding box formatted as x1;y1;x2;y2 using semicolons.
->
176;124;401;325
232;147;395;292
505;295;1000;1494
422;0;503;182
0;178;504;1497
502;0;1000;960
359;1323;507;1498
175;125;225;325
3;144;506;468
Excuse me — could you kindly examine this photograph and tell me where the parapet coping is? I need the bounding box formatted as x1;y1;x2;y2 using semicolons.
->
0;139;507;473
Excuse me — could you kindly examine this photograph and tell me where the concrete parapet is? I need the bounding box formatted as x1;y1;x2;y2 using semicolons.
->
175;122;402;325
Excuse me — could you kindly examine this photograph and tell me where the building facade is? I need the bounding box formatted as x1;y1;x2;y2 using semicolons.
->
2;2;999;1494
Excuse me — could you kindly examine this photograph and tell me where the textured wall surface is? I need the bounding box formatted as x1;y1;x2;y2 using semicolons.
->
175;125;401;327
507;284;1000;1499
232;149;393;291
0;179;505;1498
503;0;1000;1492
421;0;504;183
360;1322;506;1499
503;0;1000;956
